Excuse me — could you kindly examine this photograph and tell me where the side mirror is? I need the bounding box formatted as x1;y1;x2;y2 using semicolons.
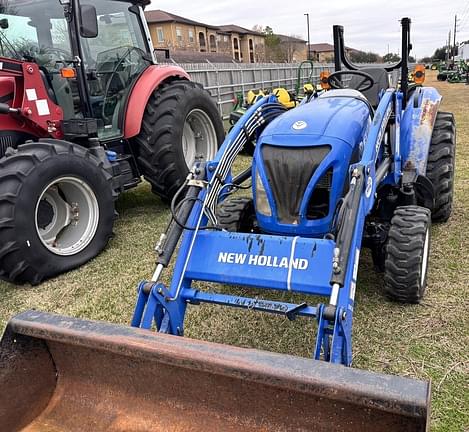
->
0;18;9;29
79;4;98;38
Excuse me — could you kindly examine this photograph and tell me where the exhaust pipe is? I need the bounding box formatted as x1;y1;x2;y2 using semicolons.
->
0;311;430;431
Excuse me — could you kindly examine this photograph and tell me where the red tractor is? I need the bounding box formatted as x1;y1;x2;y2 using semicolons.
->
0;0;224;285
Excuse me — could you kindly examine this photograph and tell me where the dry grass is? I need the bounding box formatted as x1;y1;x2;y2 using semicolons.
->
0;71;467;431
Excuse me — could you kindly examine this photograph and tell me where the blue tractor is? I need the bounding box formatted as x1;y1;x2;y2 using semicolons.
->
132;16;455;358
0;18;455;431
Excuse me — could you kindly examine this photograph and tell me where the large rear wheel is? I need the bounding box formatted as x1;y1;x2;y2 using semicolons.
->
0;140;116;285
135;81;224;200
426;111;456;222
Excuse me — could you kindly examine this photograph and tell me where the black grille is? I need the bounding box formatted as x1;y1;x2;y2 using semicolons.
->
307;168;333;220
0;132;32;158
261;145;330;224
0;135;14;158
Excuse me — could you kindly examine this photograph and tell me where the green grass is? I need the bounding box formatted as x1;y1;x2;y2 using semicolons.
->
0;72;468;431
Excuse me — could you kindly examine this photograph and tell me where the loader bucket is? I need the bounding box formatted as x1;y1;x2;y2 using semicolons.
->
0;311;430;432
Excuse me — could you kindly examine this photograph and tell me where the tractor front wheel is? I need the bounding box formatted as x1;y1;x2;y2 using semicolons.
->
135;81;224;201
0;140;116;285
383;206;431;303
217;197;259;233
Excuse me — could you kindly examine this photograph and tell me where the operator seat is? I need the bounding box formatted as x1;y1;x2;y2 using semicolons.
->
349;68;390;107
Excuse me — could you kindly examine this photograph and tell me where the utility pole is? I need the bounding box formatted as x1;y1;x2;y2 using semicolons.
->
452;14;458;63
446;30;451;63
304;13;311;60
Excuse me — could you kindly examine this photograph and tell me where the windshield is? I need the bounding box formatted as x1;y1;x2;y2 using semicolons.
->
81;0;150;67
0;0;72;66
81;0;151;139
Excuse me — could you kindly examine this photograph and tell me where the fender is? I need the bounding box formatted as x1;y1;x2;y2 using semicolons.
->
123;65;190;139
400;87;442;175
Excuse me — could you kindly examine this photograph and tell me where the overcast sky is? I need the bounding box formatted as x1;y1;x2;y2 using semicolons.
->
148;0;469;58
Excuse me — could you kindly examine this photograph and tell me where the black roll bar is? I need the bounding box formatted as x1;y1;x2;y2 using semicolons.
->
332;17;412;105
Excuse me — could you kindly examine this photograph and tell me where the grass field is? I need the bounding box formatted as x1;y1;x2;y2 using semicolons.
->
0;72;468;431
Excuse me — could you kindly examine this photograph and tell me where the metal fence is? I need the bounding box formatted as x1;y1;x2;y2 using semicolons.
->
161;61;403;119
162;61;334;119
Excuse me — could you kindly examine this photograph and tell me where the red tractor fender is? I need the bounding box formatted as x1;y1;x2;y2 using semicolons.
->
123;65;190;139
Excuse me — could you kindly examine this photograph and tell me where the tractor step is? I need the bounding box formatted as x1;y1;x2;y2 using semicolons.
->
0;311;430;432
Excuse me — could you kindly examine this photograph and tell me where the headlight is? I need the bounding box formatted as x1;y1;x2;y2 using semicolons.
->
255;170;272;216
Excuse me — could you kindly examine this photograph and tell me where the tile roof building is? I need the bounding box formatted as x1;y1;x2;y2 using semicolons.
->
144;10;266;63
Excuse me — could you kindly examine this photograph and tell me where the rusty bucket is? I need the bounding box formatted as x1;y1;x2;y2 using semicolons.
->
0;310;430;431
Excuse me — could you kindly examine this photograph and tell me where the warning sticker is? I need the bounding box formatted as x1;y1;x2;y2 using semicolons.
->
36;99;50;116
26;89;38;101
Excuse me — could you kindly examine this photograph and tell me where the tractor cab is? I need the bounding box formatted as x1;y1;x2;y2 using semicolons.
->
0;0;154;139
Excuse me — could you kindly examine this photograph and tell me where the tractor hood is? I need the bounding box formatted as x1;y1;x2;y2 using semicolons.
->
253;91;371;237
260;91;371;148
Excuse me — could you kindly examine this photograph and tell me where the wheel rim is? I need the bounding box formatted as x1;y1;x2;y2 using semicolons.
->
421;228;430;286
35;177;100;256
182;109;218;169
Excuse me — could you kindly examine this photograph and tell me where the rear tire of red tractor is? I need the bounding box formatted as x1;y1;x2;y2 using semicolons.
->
135;81;225;201
426;111;456;222
0;140;116;285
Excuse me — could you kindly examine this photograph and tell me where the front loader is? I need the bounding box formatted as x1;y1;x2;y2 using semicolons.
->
0;0;224;285
0;17;456;431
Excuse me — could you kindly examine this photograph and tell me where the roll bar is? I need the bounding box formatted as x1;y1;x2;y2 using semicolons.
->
333;18;412;101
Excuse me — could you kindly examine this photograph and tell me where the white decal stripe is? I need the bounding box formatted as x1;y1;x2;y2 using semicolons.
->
287;236;299;291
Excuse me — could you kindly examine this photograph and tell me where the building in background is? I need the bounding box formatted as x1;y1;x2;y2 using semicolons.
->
308;43;356;62
277;35;307;62
457;42;469;61
144;10;265;63
216;25;265;63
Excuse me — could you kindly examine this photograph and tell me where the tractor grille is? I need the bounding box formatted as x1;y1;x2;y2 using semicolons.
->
0;135;14;158
261;144;330;224
307;168;333;220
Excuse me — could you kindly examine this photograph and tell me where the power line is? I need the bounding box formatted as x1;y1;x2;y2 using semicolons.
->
459;2;469;20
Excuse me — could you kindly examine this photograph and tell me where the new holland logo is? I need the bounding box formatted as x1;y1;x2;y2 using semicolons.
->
217;252;309;270
292;120;307;130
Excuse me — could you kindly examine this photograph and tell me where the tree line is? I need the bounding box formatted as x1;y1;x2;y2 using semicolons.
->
256;25;416;63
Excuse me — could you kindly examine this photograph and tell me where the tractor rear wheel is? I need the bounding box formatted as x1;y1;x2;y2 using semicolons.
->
383;206;431;303
0;140;116;285
217;197;258;233
426;111;456;222
135;81;224;201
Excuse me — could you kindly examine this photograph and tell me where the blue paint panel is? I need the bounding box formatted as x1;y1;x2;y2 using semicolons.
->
185;231;334;296
260;93;371;146
401;87;442;175
253;92;372;237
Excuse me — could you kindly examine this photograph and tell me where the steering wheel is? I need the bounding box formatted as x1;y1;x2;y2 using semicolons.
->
328;70;375;92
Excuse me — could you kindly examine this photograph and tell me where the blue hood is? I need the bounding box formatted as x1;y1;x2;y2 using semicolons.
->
260;93;371;148
253;92;372;238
